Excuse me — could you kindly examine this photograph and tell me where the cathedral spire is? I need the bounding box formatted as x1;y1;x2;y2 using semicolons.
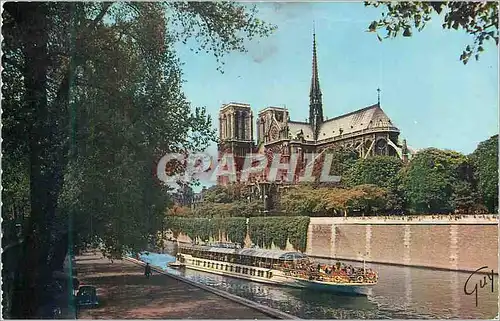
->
309;26;324;141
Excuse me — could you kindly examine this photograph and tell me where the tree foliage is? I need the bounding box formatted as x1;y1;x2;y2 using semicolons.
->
469;134;498;213
248;216;310;252
401;148;476;213
194;184;264;217
344;156;402;188
2;2;274;318
366;1;499;64
168;2;276;71
165;216;247;245
280;184;389;216
203;184;253;203
345;156;405;212
324;147;359;182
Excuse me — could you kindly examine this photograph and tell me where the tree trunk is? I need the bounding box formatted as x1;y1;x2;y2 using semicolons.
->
6;3;65;318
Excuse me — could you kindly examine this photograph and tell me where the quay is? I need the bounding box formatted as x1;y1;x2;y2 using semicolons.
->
75;253;297;319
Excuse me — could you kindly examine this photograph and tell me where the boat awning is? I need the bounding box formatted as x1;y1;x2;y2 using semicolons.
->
206;247;237;254
179;244;308;260
237;248;307;260
180;245;237;254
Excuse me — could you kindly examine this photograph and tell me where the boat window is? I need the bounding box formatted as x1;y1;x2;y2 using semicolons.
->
269;272;273;278
230;266;234;272
225;265;228;271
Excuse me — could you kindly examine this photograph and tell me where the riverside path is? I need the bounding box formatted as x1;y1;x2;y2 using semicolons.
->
75;252;280;319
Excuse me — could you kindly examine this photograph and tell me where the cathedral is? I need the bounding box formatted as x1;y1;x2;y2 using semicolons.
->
217;32;409;185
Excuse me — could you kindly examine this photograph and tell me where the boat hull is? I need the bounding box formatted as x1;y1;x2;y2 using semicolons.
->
291;278;373;296
168;262;185;269
180;259;374;296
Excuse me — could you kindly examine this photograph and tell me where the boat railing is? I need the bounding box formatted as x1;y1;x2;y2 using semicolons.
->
280;263;378;284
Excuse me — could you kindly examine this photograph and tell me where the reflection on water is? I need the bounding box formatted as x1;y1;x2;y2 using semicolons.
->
138;247;498;319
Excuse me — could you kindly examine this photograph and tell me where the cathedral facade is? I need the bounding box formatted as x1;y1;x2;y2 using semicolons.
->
217;33;409;185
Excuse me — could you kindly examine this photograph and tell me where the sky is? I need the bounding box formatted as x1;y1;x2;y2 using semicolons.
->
172;2;498;189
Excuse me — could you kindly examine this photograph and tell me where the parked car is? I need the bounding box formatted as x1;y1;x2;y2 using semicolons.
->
75;286;98;309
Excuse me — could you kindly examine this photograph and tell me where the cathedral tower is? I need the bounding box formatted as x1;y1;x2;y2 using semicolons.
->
219;102;253;143
218;102;254;184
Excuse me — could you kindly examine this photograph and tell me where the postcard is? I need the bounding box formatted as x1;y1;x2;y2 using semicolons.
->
2;1;498;320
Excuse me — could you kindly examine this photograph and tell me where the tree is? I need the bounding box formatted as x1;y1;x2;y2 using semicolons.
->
401;148;476;213
344;156;405;213
167;205;194;217
310;146;358;186
469;134;498;213
2;2;274;318
203;185;233;203
345;155;403;188
280;185;328;216
450;180;478;214
280;184;389;217
344;184;388;216
366;1;499;64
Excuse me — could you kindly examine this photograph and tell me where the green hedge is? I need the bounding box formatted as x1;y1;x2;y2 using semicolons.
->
221;217;247;245
165;216;247;245
166;216;310;252
248;216;309;252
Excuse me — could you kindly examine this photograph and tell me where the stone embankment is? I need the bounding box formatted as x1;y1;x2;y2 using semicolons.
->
306;215;498;273
172;215;498;273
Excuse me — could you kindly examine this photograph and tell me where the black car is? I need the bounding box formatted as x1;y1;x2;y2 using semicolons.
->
75;286;99;309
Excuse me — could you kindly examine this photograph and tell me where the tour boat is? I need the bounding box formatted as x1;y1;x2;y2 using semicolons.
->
168;261;185;269
172;242;378;296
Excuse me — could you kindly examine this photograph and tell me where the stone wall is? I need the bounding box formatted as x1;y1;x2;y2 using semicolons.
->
306;215;499;273
170;215;498;273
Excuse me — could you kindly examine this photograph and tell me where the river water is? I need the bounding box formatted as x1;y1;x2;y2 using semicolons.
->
139;248;498;319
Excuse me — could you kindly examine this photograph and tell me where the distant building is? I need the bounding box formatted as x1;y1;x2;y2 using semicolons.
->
217;31;412;186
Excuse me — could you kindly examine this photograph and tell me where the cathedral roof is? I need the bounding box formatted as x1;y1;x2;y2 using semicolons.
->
288;103;398;142
318;103;397;140
288;121;314;141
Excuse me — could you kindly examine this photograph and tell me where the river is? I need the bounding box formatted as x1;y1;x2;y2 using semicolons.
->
138;247;498;319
